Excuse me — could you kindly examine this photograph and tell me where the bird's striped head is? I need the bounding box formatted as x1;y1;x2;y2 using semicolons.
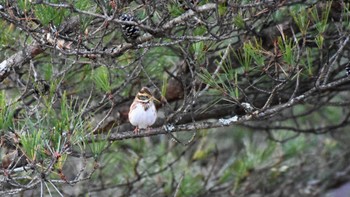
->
135;87;159;103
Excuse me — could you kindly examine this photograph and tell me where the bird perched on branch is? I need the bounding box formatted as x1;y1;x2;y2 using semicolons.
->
128;87;158;133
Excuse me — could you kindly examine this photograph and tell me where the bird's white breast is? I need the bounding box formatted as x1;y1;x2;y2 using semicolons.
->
128;102;157;129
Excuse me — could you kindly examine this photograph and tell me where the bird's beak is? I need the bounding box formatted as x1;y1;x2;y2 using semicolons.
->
151;96;160;103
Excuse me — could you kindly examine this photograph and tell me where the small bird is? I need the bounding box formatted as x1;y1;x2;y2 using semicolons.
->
128;87;158;133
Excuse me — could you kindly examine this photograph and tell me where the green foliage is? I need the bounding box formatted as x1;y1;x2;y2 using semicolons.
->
290;5;309;36
234;43;253;71
272;8;289;22
168;2;184;17
0;22;18;49
18;91;89;168
305;47;314;76
143;47;179;79
89;131;110;159
100;150;134;182
191;41;206;63
198;60;240;101
37;63;54;81
192;135;215;161
243;39;266;67
20;127;44;162
218;3;227;16
71;0;95;31
277;37;295;66
343;5;350;30
225;139;277;190
92;66;112;93
198;44;242;100
310;2;332;49
0;91;13;132
310;2;332;34
73;0;94;11
233;12;245;29
315;34;324;49
161;76;168;97
217;128;318;192
193;26;207;36
17;0;31;13
282;133;307;158
34;1;69;26
54;153;67;170
177;173;204;196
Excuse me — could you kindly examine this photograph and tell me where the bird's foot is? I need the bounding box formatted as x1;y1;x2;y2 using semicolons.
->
133;127;139;134
146;127;153;133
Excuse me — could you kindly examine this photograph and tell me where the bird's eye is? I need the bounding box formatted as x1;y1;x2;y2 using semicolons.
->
138;95;149;100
